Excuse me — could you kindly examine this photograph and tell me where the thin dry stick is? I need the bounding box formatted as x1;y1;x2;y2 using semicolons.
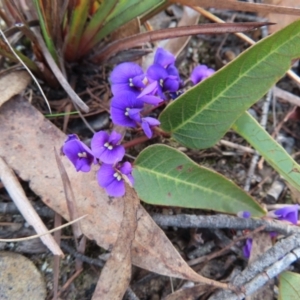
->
0;215;86;242
0;156;63;256
191;6;300;86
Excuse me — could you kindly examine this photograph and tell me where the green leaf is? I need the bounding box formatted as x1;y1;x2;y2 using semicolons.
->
64;0;91;61
89;0;165;48
279;271;300;300
159;19;300;149
32;0;58;62
78;0;118;57
233;111;300;192
133;144;266;216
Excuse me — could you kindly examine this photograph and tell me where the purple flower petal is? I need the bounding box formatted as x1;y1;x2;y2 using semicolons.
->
142;120;152;138
62;134;94;172
243;238;252;258
274;205;299;224
119;161;132;175
91;131;125;164
191;65;215;85
139;95;162;105
154;47;175;67
166;64;180;77
138;81;158;97
147;64;168;82
128;108;142;122
97;164;116;188
110;62;146;95
163;77;180;92
110;91;144;127
141;117;159;138
105;178;125;197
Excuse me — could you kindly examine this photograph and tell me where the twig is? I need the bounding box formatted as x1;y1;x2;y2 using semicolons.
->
209;233;300;299
60;241;105;268
152;213;300;236
188;226;265;266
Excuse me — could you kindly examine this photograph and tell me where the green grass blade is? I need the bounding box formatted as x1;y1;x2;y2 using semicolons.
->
159;19;300;149
233;111;300;192
87;0;165;50
279;272;300;300
78;0;118;56
32;0;58;62
64;0;91;61
133;144;266;217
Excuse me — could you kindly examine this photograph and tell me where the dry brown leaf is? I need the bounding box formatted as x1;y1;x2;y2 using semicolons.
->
164;6;200;58
0;70;30;107
261;0;300;33
92;184;139;300
0;96;229;289
247;232;274;300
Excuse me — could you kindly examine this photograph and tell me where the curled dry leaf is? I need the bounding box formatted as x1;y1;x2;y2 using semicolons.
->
92;184;139;300
0;96;228;289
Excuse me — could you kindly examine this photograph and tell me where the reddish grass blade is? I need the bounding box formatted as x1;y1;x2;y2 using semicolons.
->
92;22;272;63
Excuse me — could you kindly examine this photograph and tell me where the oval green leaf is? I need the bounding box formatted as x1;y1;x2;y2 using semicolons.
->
233;111;300;192
159;19;300;149
279;271;300;300
133;144;266;217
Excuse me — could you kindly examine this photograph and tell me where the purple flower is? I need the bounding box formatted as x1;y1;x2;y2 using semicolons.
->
154;47;176;67
91;131;125;164
273;205;299;224
243;238;252;259
110;91;144;127
110;62;146;95
146;64;180;99
237;211;251;219
97;162;134;197
62;134;94;172
190;65;215;85
141;117;160;138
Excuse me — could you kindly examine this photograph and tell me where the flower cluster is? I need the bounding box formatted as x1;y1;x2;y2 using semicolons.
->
62;132;133;197
62;48;215;197
109;48;182;138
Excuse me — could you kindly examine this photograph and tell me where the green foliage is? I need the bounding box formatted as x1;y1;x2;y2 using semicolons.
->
133;144;266;216
279;271;300;300
233;112;300;192
159;19;300;149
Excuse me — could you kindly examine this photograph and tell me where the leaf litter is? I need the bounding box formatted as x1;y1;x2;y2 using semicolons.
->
0;96;228;297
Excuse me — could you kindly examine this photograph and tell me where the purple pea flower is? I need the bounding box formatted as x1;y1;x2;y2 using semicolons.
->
141;117;160;138
110;91;144;127
97;162;134;197
190;64;215;85
154;47;176;68
243;238;252;259
91;131;125;164
110;62;146;95
146;64;180;99
269;205;299;224
62;134;94;172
